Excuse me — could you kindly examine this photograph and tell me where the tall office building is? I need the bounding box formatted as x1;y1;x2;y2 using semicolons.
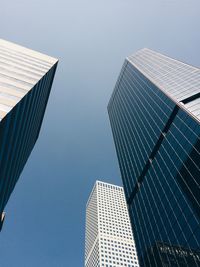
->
108;49;200;266
0;39;58;229
85;180;139;267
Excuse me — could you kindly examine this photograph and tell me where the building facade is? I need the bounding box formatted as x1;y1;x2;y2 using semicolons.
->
85;181;139;267
108;48;200;266
141;242;200;266
0;39;58;228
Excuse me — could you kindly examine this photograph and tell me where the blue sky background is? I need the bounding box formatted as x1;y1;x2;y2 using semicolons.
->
0;0;199;266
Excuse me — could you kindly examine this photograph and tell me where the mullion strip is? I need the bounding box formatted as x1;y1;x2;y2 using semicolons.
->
108;108;132;198
109;99;135;197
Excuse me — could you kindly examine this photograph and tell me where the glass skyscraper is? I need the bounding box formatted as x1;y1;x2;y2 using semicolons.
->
0;39;58;230
108;48;200;266
85;181;139;267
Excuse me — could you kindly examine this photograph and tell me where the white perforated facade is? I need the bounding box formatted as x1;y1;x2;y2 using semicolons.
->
85;181;139;267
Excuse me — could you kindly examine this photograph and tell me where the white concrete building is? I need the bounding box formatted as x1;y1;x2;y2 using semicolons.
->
85;181;139;267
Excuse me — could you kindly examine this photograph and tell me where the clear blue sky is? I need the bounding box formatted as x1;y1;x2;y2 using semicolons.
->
0;0;199;266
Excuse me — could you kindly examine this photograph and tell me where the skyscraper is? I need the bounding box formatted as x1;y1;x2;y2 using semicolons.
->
108;49;200;266
0;39;58;229
85;180;139;267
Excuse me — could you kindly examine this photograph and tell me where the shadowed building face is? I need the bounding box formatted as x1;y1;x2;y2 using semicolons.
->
108;49;200;267
0;39;58;229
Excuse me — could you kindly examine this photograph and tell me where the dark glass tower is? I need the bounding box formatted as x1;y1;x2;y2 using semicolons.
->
0;39;58;229
108;48;200;266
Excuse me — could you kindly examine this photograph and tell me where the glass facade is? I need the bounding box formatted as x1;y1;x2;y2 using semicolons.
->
0;39;58;229
108;49;200;267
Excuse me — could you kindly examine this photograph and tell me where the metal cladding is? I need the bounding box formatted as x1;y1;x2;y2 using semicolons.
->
108;49;200;267
0;39;58;225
